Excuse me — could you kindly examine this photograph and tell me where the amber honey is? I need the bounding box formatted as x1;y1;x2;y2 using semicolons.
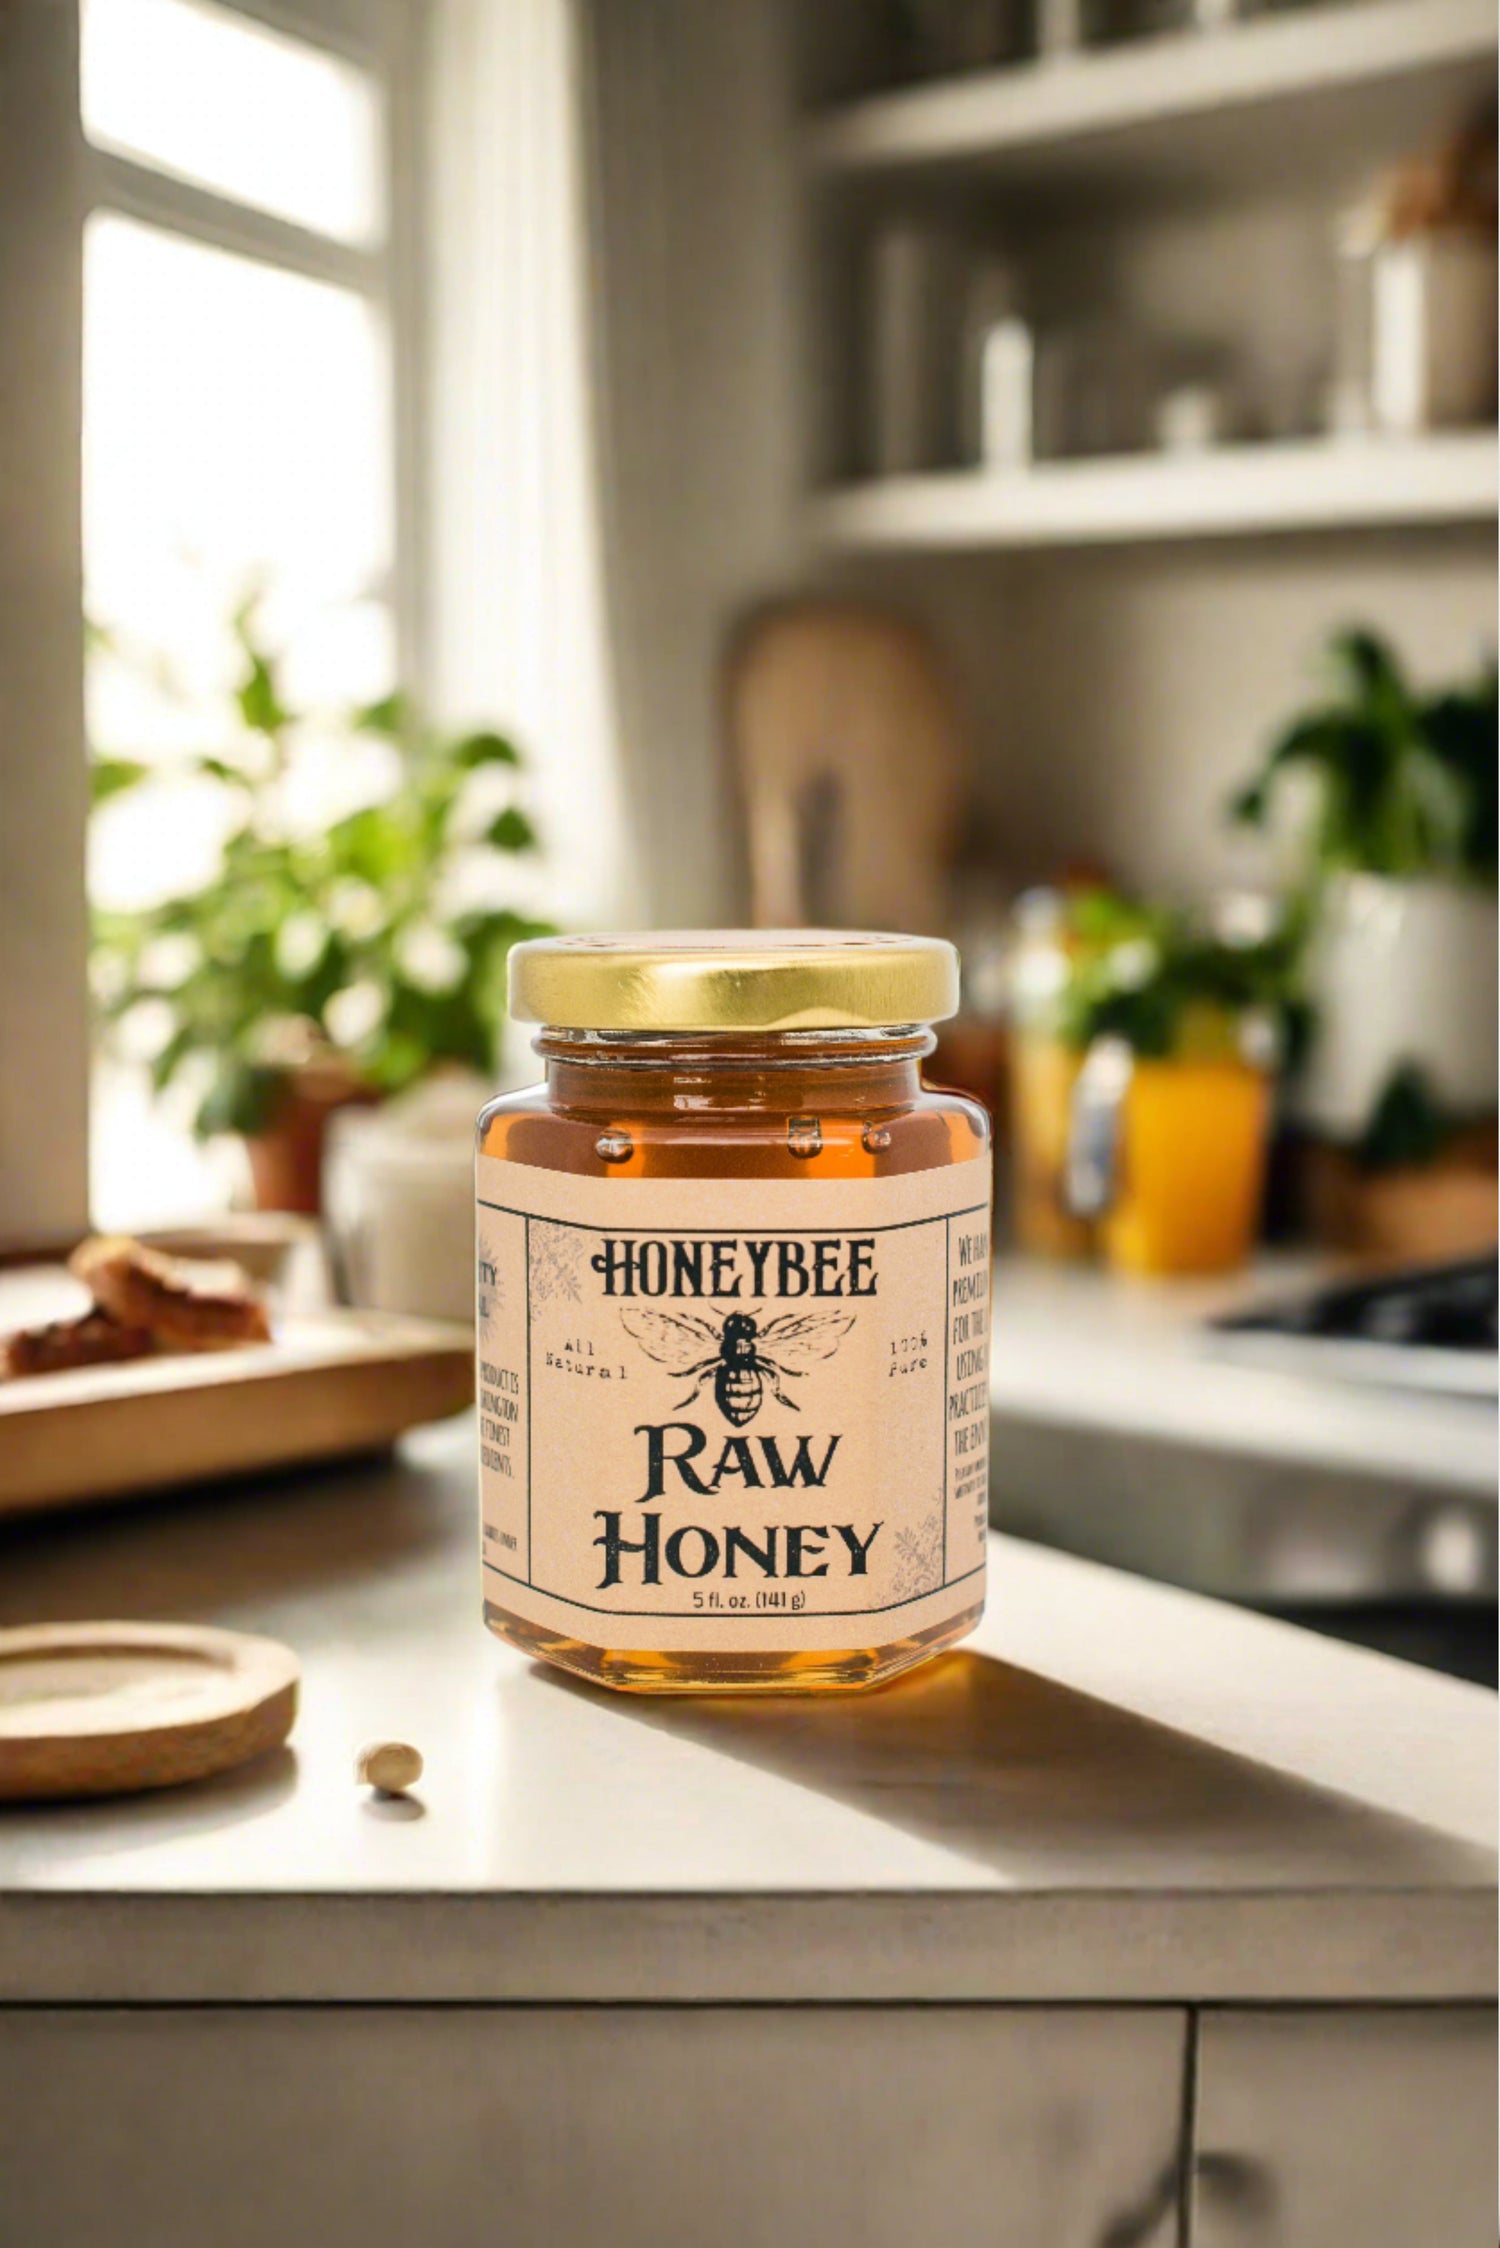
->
475;934;991;1694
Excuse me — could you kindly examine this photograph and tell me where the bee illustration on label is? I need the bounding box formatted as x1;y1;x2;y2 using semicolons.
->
619;1306;855;1426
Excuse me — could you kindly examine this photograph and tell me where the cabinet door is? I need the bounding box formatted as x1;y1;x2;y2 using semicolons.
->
1193;2006;1496;2248
0;2004;1186;2248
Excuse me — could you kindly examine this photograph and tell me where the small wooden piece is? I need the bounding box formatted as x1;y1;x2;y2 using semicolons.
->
356;1740;423;1795
0;1621;299;1801
727;599;966;933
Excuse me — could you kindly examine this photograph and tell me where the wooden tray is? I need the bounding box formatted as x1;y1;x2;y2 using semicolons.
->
0;1305;474;1519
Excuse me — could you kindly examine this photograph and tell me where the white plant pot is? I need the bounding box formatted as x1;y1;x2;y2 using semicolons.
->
1296;874;1498;1140
325;1074;491;1323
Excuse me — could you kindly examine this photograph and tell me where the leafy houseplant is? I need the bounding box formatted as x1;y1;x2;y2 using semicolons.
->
1231;629;1497;1150
1051;887;1302;1064
1231;629;1496;884
1039;888;1299;1277
92;603;552;1210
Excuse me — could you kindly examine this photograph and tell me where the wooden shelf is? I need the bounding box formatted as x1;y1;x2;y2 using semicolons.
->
806;432;1499;552
805;0;1495;200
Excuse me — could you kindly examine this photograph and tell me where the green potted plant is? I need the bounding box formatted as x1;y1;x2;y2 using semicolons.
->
1053;887;1302;1063
1232;628;1497;1148
92;601;552;1213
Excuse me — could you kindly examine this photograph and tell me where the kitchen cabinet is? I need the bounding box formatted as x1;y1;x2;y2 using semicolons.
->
0;1421;1491;2246
1193;2007;1496;2247
0;2007;1187;2248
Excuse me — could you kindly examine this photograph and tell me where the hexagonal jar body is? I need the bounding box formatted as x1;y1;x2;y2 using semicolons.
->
475;933;991;1693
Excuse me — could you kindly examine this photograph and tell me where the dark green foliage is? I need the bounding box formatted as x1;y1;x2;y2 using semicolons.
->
1231;629;1497;882
1356;1063;1450;1172
90;601;552;1139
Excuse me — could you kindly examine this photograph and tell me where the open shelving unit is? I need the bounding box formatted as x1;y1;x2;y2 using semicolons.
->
803;0;1498;554
805;0;1496;202
808;430;1499;553
785;0;1498;900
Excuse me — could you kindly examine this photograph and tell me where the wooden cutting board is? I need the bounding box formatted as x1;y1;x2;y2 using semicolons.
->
0;1302;474;1519
726;598;966;934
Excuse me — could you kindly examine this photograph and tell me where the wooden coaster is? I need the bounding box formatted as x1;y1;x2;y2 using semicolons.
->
0;1621;299;1801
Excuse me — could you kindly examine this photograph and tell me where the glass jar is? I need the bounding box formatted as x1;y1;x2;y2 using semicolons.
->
476;932;992;1694
1007;890;1096;1260
1100;1045;1270;1275
1070;1007;1275;1277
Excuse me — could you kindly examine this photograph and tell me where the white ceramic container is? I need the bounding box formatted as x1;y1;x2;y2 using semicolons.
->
1297;874;1498;1139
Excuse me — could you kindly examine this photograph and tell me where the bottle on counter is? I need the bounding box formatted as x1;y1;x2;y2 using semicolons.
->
1069;1007;1275;1277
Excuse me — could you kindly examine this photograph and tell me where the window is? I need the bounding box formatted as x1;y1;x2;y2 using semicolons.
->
79;0;415;1225
82;0;384;245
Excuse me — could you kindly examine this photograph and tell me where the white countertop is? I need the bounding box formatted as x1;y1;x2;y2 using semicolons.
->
987;1254;1497;1604
0;1418;1493;2006
990;1254;1495;1496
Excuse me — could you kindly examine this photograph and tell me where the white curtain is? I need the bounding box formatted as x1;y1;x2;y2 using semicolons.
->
424;0;801;932
423;0;636;930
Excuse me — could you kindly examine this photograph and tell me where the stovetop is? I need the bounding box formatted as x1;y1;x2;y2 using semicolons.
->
1209;1257;1498;1400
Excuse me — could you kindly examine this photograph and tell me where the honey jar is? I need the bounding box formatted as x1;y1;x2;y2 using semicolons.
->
475;932;992;1693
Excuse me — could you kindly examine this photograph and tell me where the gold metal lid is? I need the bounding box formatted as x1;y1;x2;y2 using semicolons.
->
508;930;960;1032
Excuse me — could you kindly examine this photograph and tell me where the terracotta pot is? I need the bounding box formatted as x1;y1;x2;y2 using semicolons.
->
1303;1128;1498;1264
244;1064;383;1216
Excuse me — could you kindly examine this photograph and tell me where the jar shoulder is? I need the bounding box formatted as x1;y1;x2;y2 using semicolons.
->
477;1080;549;1134
477;1076;989;1175
478;1078;990;1134
917;1083;991;1139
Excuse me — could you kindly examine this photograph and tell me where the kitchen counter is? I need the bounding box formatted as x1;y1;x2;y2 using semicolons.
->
0;1416;1492;2007
0;1419;1493;2248
990;1254;1497;1606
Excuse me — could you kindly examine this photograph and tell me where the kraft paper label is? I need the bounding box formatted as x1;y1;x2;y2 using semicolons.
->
476;1155;990;1652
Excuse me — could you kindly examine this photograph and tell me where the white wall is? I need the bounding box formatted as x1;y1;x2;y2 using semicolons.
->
423;0;805;932
855;528;1494;902
583;0;803;925
427;0;1496;932
422;0;635;931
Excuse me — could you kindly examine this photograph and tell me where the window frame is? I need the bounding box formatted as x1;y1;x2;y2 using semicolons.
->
0;0;428;1254
82;0;426;681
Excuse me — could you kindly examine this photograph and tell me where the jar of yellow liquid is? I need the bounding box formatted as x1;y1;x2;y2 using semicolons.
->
1071;1008;1273;1278
1007;890;1096;1258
